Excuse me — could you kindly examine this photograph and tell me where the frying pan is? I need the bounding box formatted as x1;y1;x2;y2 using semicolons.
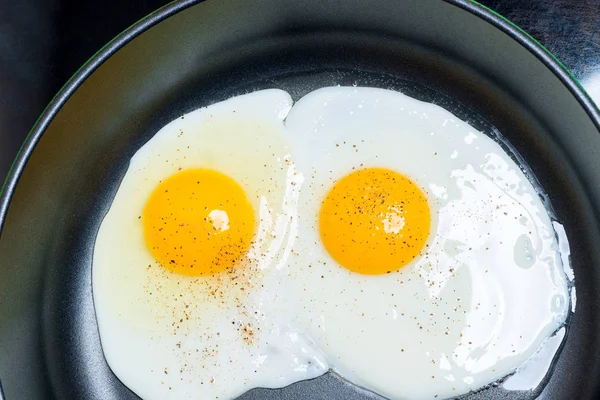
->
1;0;600;399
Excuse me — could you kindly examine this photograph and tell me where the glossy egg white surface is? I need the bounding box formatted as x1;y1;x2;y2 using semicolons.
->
283;86;570;400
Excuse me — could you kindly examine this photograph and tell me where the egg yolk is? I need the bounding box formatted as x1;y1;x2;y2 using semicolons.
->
319;167;430;275
143;169;255;276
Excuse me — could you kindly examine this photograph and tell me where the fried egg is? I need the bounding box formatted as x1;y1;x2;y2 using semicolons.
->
283;86;570;399
93;86;571;400
92;89;328;400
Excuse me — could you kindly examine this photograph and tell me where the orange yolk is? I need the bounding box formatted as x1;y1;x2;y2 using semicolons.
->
319;167;430;275
143;169;255;276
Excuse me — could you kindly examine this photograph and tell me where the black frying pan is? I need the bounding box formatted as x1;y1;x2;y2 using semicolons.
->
1;0;600;399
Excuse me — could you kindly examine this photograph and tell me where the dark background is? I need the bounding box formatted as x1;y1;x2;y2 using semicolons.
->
0;0;599;186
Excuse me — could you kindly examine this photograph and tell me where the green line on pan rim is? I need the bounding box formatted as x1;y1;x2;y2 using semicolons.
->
467;0;596;107
0;0;179;208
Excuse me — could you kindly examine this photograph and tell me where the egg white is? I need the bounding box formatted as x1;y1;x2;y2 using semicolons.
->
282;86;570;400
94;86;571;400
92;89;327;400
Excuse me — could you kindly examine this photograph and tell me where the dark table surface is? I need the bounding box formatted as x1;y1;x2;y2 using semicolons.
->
0;0;599;187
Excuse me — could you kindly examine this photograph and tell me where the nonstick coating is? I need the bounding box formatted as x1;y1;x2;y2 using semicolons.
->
1;0;600;399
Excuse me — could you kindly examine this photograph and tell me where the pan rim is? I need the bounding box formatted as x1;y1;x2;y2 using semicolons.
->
0;0;599;233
